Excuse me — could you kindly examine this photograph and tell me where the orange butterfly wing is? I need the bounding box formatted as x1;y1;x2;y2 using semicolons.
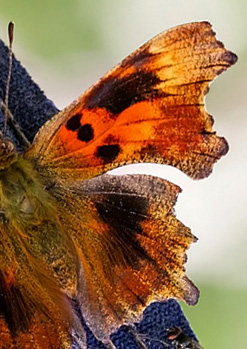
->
0;316;70;349
51;174;198;340
0;254;72;349
26;21;237;181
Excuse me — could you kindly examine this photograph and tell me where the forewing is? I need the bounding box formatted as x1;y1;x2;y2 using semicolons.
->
26;21;237;181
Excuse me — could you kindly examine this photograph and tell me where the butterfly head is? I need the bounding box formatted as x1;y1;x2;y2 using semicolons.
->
0;132;17;170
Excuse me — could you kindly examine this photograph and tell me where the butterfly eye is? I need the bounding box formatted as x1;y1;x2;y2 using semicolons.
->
0;139;17;169
0;139;15;153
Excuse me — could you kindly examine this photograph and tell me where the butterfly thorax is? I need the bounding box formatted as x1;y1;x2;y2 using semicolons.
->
0;145;80;341
0;141;54;226
0;150;79;283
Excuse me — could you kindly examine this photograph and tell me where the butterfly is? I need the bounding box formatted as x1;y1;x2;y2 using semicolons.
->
0;21;237;348
167;327;203;349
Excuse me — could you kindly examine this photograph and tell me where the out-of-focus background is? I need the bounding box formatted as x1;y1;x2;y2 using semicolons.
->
0;1;246;347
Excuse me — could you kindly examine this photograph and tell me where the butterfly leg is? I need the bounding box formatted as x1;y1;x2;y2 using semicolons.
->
127;325;148;349
104;339;117;349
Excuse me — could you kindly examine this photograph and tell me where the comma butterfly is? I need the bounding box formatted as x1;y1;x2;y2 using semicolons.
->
0;22;237;348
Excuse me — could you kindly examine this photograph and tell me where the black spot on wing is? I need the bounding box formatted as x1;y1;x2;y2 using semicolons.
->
96;144;120;163
0;271;32;335
85;71;162;115
66;114;81;131
77;124;94;142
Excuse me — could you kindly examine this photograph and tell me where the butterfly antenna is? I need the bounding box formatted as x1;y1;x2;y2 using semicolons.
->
4;22;14;131
2;22;31;148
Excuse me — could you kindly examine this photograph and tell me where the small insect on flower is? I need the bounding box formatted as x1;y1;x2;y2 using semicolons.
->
167;327;203;349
